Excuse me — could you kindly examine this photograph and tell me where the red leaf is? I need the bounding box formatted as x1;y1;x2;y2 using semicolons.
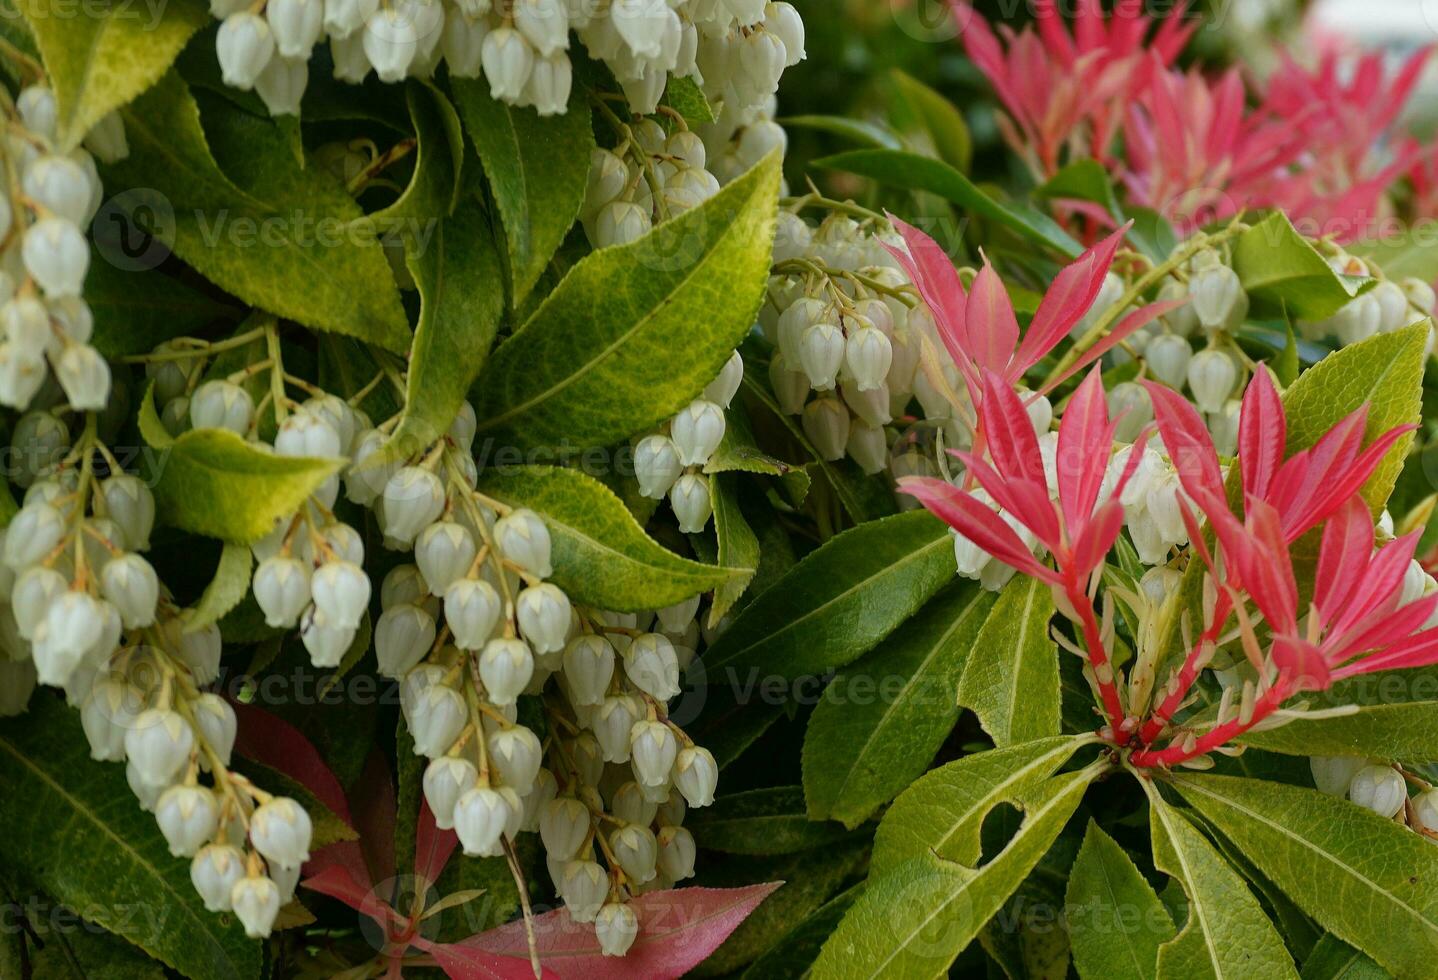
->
453;883;782;980
413;936;555;980
414;800;459;888
301;865;400;932
230;701;353;824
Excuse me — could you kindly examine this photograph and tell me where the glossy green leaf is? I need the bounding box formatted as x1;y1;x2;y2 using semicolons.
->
870;735;1097;876
85;260;233;359
140;383;344;544
660;76;716;126
376;199;504;464
1299;934;1388;980
182;542;252;632
885;69;971;172
710;473;760;624
1239;702;1438;760
812;769;1098;978
17;0;206;151
475;464;742;610
362;82;462;230
451;77;592;304
1352;230;1438;285
105;73;410;352
780;114;903;150
958;576;1060;748
1065;821;1175;980
1147;788;1298;979
700;510;956;683
686;786;856;855
0;697;261;980
802;581;996;828
1232;213;1375;320
1172;772;1438;978
814;149;1083;258
739;883;862;980
0;897;166;980
472;152;781;451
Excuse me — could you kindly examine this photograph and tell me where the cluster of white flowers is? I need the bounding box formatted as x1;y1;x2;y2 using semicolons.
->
0;408;311;939
0;83;126;412
212;0;803;119
632;351;743;532
1313;757;1438;830
581;120;722;248
761;211;926;476
1298;252;1434;350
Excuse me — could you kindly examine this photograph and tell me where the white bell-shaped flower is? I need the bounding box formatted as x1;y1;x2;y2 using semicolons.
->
382;467;446;543
802;396;850;462
624;632;680;700
80;676;143;762
516;583;571;654
23;218;88;298
251;796;313;868
1186;348;1237;414
560;860;607;922
479;637;535;706
267;0;323;58
375;603;436;679
102;475;155;551
671;399;726;467
494;508;551;577
704;350;743;408
310;560;371;629
657;825;696;880
54;343;110;411
415;521;478;595
482;26;535;101
673;745;718;807
179;623;224;686
610;822;658;882
217;13;276;90
191;844;246;912
454;785;511;856
125;708;195;787
423;756;479;830
629;719;677;789
101;553;160;628
488;725;543;793
595;901;639;957
539;796;590;860
275;410;342;458
444;577;503;650
16;84;57;139
799;322;845;390
22;155;92;226
231;875;282;938
5;503;65;573
1347;764;1405;818
594;200;651;247
189;380;255;434
562;634;615;706
156;785;220;857
193;692;238;768
300;605;357;669
634;434;683;499
1309;755;1365;797
409;683;467;757
669;473;712;533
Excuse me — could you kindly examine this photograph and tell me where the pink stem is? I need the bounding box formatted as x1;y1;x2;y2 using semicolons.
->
1067;581;1132;745
1129;678;1290;768
1138;590;1235;745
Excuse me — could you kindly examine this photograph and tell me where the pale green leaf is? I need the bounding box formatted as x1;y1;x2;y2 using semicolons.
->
1352;230;1438;285
660;76;715;127
686;786;855;855
475;464;742;610
359;82;462;231
812;769;1098;978
105;73;410;352
780;115;903;150
451;77;593;304
18;0;207;151
183;542;252;632
1232;213;1375;320
377;199;504;464
870;735;1097;876
699;510;956;683
1147;788;1298;979
1172;772;1438;978
802;581;996;829
709;473;759;624
1065;821;1175;980
958;575;1060;748
0;697;261;980
1239;702;1438;760
471;152;781;450
1299;934;1388;980
886;68;972;172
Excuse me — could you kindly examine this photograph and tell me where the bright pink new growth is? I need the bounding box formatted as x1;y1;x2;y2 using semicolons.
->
950;0;1194;175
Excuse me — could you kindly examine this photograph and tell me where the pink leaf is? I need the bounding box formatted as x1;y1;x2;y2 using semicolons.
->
412;937;555;980
230;701;353;825
414;800;459;888
454;884;782;980
1237;366;1285;500
301;865;400;932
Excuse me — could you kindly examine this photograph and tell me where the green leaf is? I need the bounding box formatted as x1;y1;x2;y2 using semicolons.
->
0;697;261;980
376;199;504;464
140;383;344;543
812;769;1098;978
183;542;252;632
710;473;760;624
685;786;856;855
1035;159;1121;217
1238;702;1438;760
105;73;410;352
475;464;742;610
17;0;207;151
1352;229;1438;285
870;735;1096;876
885;69;971;172
779;115;903;150
814;149;1083;258
1299;935;1388;980
472;152;781;450
85;260;233;359
227;757;356;850
802;581;996;829
958;576;1060;748
1172;772;1438;978
1065;822;1176;980
1231;213;1375;320
659;76;716;127
1147;788;1298;979
1280;322;1426;510
739;883;863;980
362;82;463;229
451;77;592;304
699;510;956;683
0;897;166;980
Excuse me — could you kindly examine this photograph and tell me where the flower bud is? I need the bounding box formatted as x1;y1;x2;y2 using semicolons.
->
179;624;223;686
540;797;590;860
23;218;88;298
516;583;570;655
1414;789;1438;834
424;756;479;830
444;577;503;650
593;695;640;762
845;326;891;391
1403;277;1436;315
191;845;246;912
267;0;323;59
1186;348;1237;414
704;350;744;408
376;603;436;679
1310;755;1365;797
595;902;639;957
23;155;92;226
102;475;155;551
193;693;237;768
16;85;57;139
799;321;845;390
847;421;888;475
560;860;607;922
673;745;717;807
594;200;651;247
495;508;552;577
400;663;446;725
231;875;281;938
156;785;219;857
479;638;535;706
190;380;255;434
657;825;696;880
488;725;543;794
671;399;726;467
5;502;65;572
250;796;312;868
669;473;712;533
382;467;446;543
1145;332;1192;390
102;553;160;628
634;434;683;499
410;683;467;757
611;823;658;883
625;633;680;700
310;560;371;629
1189;264;1245;331
563;634;615;706
1347;764;1405;817
802;396;850;462
217;14;276;89
483;26;534;101
125;708;195;787
629;720;677;789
